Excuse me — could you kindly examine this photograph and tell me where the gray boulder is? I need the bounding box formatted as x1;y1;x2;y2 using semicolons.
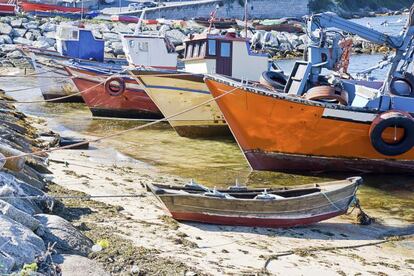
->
166;29;186;45
102;32;120;41
44;31;56;39
32;40;51;49
52;254;110;276
111;41;124;55
104;47;113;53
0;200;40;230
0;44;17;52
23;22;39;30
0;214;46;269
112;23;132;34
39;22;56;33
6;50;23;59
31;29;42;40
34;214;93;256
13;37;32;46
0;17;10;24
10;19;22;28
12;28;26;38
0;23;12;35
0;172;44;215
36;36;55;47
0;35;12;44
91;29;102;39
0;252;15;274
25;32;34;41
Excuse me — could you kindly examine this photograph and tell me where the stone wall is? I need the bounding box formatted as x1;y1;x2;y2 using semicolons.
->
144;0;310;19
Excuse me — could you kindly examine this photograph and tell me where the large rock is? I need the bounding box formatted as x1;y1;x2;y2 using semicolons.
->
0;172;44;215
0;23;12;35
0;252;15;274
44;31;56;39
39;22;56;33
165;29;186;45
13;37;32;46
36;36;55;47
12;28;26;38
111;41;124;55
23;22;39;30
0;44;17;52
25;32;34;41
10;19;22;28
102;32;120;41
0;200;40;230
112;23;132;34
0;214;46;270
34;214;93;256
0;35;12;44
91;29;102;39
52;254;110;276
32;40;51;49
6;50;23;59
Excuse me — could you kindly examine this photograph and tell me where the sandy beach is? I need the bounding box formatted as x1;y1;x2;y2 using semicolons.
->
31;117;414;275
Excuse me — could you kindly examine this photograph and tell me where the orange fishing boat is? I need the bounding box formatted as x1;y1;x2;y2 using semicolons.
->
205;75;414;173
204;9;414;174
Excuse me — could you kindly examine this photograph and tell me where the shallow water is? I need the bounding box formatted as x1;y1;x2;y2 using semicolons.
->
1;15;413;223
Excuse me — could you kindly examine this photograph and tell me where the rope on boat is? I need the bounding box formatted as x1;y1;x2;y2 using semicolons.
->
0;84;241;161
0;69;129;102
263;235;412;272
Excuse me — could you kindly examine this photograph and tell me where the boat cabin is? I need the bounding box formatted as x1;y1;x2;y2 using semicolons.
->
183;33;269;81
121;33;178;70
56;25;104;62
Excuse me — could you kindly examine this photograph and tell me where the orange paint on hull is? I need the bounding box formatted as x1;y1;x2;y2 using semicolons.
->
204;77;414;173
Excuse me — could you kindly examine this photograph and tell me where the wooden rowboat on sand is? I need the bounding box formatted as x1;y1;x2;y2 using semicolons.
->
147;177;362;228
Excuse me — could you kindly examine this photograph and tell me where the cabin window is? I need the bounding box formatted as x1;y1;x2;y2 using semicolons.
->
193;43;200;58
208;39;216;56
220;42;231;57
186;44;193;59
200;41;206;57
71;31;78;40
138;42;148;52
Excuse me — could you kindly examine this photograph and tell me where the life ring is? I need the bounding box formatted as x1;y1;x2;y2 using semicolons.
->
105;77;126;96
304;86;349;105
369;111;414;156
259;71;287;90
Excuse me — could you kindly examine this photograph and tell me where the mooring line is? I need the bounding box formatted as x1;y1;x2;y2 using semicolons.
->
0;84;240;161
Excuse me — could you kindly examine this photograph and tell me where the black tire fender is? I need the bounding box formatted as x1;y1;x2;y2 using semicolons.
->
369;111;414;156
259;71;287;90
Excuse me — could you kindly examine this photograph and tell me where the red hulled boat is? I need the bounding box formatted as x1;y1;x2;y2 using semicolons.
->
65;64;163;119
19;2;87;13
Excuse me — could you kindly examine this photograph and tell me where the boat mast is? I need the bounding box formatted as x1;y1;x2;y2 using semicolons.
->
134;9;146;36
244;0;248;38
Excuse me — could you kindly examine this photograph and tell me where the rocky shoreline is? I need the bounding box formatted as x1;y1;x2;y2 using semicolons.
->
0;13;402;69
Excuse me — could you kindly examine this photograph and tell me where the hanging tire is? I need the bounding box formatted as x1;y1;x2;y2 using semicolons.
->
369;111;414;156
105;77;126;96
259;71;287;90
304;86;349;105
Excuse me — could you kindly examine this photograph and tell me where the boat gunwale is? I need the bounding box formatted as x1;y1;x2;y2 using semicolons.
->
147;177;361;204
204;74;384;115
